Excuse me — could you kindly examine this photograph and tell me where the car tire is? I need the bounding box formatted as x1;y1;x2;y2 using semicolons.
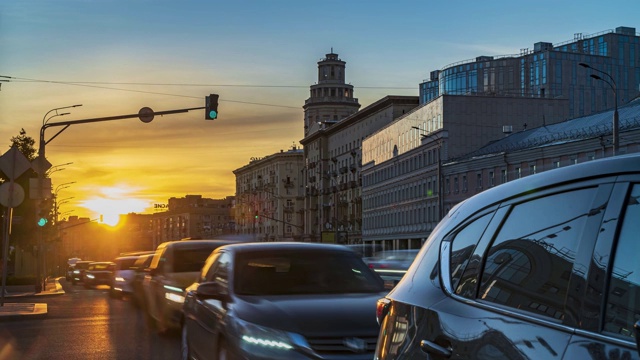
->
180;324;191;360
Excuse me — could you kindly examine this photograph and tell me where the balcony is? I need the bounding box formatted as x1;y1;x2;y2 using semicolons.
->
283;205;295;213
340;166;348;174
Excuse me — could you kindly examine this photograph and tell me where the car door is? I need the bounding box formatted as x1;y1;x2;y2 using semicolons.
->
565;180;640;359
427;182;613;359
190;251;232;360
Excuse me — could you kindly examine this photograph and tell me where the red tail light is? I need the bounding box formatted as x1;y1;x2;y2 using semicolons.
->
376;298;391;325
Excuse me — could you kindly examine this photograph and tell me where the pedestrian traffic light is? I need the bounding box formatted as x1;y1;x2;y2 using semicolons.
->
37;216;48;227
206;94;219;120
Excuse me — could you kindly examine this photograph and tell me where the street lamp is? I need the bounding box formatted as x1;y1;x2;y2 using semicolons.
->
47;162;74;176
579;62;619;156
36;104;82;293
55;181;76;196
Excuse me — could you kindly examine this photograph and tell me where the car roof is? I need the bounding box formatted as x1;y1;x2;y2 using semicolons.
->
216;242;354;254
450;153;640;221
157;239;239;250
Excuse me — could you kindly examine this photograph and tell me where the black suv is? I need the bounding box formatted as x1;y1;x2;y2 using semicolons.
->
375;153;640;359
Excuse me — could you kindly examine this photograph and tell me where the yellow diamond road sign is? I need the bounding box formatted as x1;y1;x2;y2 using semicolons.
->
0;147;31;180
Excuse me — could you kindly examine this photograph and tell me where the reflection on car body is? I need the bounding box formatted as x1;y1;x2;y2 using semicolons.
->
375;153;640;359
181;242;387;360
71;260;93;285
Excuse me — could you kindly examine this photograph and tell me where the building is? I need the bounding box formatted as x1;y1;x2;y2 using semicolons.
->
151;195;235;247
361;26;640;251
420;26;640;120
233;146;305;242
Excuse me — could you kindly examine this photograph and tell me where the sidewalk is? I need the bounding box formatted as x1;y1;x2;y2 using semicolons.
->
0;277;65;320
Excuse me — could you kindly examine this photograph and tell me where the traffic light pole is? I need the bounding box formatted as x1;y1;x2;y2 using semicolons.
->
35;105;204;292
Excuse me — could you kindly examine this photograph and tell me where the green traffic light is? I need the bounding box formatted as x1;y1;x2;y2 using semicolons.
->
37;218;48;227
209;110;218;119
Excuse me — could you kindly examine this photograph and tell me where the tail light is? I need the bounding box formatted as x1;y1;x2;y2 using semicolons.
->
376;298;391;325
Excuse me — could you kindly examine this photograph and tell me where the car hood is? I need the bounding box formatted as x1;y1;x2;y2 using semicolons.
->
234;292;386;336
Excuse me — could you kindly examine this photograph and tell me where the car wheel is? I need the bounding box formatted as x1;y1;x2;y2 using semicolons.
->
180;324;191;360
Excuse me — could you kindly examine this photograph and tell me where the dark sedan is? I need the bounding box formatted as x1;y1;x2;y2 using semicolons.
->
181;242;387;360
83;261;116;288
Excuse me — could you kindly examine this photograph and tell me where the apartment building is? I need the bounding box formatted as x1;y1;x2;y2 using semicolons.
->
233;147;305;242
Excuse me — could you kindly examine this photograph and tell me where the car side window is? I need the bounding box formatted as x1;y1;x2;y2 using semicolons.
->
603;184;640;339
478;187;600;321
205;253;231;293
449;213;493;294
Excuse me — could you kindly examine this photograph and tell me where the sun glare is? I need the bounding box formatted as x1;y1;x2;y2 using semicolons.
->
78;186;151;226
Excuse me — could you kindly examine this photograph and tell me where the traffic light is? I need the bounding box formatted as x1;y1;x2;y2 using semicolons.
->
206;94;219;120
254;211;259;219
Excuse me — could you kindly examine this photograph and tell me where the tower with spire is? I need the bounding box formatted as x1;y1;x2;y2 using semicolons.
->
303;50;360;136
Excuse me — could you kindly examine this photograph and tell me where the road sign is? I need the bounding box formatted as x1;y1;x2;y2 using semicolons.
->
0;182;25;207
138;107;154;123
32;156;52;174
0;147;31;180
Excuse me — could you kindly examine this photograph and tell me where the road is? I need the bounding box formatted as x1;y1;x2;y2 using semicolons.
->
0;279;181;360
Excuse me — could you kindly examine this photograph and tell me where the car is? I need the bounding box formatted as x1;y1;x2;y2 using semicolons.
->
83;261;116;288
375;153;640;359
66;257;81;281
130;253;155;307
71;260;93;285
142;239;240;334
181;242;388;360
110;251;155;298
366;249;420;289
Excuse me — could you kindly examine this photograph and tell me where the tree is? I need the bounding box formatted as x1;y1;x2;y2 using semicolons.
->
1;129;41;274
10;128;37;161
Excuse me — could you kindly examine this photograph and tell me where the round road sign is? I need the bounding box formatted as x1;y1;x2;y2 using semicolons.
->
138;107;154;123
0;182;25;208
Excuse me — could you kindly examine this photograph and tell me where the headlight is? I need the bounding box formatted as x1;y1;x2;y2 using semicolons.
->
85;274;95;279
163;285;185;304
233;318;310;358
115;277;126;282
73;270;80;274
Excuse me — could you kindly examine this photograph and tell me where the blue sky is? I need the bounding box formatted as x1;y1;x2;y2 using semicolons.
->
1;0;638;220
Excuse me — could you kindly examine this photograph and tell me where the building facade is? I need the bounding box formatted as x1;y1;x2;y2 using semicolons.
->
362;26;640;251
233;147;305;242
150;195;235;247
420;26;640;119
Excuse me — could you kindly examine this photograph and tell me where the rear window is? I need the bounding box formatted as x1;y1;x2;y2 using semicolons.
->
172;247;218;272
116;258;139;270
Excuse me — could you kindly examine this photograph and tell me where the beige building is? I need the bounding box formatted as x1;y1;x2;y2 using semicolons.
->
150;195;235;247
233;147;305;242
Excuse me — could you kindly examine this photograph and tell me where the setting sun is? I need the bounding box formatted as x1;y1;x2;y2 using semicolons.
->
78;185;151;226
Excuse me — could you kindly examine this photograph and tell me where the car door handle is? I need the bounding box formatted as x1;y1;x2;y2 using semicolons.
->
420;340;452;358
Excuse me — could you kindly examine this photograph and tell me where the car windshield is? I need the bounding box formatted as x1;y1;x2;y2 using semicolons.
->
234;251;384;296
75;262;91;270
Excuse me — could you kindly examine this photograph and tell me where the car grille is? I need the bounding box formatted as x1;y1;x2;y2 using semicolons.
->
307;336;377;354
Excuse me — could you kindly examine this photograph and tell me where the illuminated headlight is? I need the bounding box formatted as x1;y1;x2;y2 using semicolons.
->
73;270;80;274
233;318;308;358
85;274;95;279
163;285;185;303
115;277;126;282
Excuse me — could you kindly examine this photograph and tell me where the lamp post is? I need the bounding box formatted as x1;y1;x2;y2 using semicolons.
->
36;104;82;292
579;62;619;156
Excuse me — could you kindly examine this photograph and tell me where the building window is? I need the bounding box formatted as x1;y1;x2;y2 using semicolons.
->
454;178;459;193
489;171;495;187
515;167;521;179
476;173;483;190
529;164;536;175
462;175;468;192
501;169;507;183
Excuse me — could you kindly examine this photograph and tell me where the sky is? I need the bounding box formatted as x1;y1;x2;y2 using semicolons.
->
1;0;638;224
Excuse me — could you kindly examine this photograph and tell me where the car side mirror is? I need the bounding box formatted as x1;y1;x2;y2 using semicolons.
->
196;282;228;301
634;320;640;356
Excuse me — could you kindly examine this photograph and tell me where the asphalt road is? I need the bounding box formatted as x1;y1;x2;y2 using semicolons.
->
0;279;181;360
